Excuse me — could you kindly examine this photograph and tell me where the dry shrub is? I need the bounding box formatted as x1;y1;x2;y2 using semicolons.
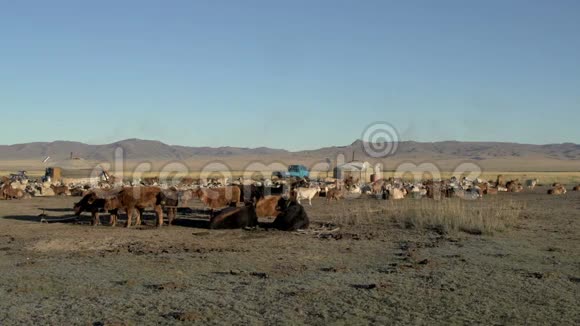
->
330;198;525;235
329;200;381;226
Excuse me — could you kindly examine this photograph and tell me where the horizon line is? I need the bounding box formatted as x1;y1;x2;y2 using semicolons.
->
1;138;579;152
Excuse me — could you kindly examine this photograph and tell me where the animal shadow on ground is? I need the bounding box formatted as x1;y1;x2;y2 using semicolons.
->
2;207;284;230
171;218;210;229
257;222;278;229
2;214;85;223
171;219;279;230
42;208;74;213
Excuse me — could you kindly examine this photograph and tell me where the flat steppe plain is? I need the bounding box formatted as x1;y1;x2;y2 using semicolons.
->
0;187;579;325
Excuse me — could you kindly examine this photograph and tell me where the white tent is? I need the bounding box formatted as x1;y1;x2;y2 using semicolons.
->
333;161;373;182
45;158;103;179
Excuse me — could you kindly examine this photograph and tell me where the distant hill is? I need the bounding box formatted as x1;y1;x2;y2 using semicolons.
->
0;139;579;172
0;139;289;161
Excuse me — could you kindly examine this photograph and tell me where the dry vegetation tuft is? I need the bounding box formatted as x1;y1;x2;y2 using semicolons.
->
328;198;526;235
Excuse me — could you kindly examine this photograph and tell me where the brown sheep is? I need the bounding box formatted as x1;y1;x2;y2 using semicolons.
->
573;185;580;191
51;184;69;196
506;180;523;193
179;177;195;187
496;175;505;187
141;177;160;186
326;188;345;202
484;187;498;195
425;181;445;200
70;187;85;197
478;183;488;194
370;179;386;195
547;185;567;195
1;184;25;200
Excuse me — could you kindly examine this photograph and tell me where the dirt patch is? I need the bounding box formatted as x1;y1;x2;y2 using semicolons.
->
0;189;579;324
29;237;131;253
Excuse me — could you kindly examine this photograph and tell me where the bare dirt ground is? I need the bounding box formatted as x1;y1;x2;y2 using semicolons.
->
0;187;579;325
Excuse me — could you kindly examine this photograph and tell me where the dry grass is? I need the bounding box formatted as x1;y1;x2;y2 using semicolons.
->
329;198;526;235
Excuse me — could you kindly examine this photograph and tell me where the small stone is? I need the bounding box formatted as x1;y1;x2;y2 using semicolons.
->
250;272;268;279
352;284;377;290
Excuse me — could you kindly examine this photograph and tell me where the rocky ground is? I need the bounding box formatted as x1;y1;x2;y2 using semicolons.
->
0;187;579;325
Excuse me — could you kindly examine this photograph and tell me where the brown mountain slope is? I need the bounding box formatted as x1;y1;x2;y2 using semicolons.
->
0;139;579;172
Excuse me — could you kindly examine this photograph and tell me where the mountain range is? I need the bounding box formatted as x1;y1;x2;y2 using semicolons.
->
0;139;579;172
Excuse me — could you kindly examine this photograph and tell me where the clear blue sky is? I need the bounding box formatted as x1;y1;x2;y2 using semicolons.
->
1;0;579;150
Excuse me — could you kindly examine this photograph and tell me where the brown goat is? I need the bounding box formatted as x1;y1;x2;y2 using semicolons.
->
326;188;345;202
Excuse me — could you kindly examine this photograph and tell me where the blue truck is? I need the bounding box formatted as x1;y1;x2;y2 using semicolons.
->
272;165;310;179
